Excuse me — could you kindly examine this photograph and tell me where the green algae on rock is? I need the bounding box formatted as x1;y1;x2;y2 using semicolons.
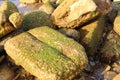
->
79;16;106;56
21;11;54;31
114;9;120;36
101;31;120;62
4;32;87;80
28;26;88;69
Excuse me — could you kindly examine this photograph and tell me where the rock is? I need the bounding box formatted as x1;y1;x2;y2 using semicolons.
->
41;0;49;3
0;55;5;63
112;62;120;73
113;74;120;80
101;31;120;62
0;11;7;26
107;1;120;23
21;11;54;31
79;16;106;56
5;26;88;80
56;0;64;5
103;71;117;80
39;2;54;14
102;65;111;74
114;9;120;36
58;28;80;42
112;1;120;10
51;0;111;28
0;65;14;80
0;1;18;18
19;0;39;4
0;22;15;38
0;1;20;38
28;26;88;67
9;12;23;28
114;0;120;2
42;0;57;3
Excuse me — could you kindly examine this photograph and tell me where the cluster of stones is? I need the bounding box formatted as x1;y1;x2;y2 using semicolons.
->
1;0;120;80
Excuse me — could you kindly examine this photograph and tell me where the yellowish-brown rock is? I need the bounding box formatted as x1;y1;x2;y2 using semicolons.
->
113;74;120;80
9;12;23;28
39;2;55;14
79;16;106;56
114;9;120;36
51;0;111;28
51;0;99;28
20;0;39;4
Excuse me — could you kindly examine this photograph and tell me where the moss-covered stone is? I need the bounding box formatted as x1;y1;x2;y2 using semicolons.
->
79;16;106;56
101;31;120;62
4;31;87;80
114;9;120;36
28;26;88;69
21;11;54;31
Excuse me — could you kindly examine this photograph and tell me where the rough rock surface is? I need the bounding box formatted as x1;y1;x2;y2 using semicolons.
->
20;0;39;4
101;31;120;62
51;0;100;28
5;26;88;80
114;9;120;36
79;16;106;56
21;11;54;31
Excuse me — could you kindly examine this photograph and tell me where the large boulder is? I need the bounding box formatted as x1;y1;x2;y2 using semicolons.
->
51;0;111;28
5;26;88;80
